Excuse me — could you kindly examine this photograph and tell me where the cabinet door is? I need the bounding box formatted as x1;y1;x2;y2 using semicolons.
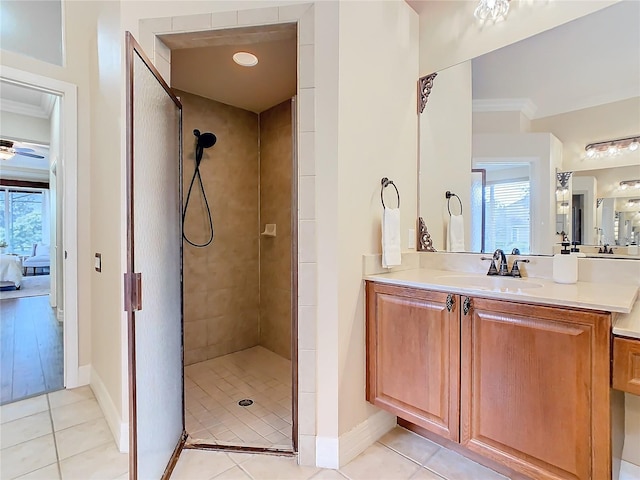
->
460;297;611;480
366;282;460;441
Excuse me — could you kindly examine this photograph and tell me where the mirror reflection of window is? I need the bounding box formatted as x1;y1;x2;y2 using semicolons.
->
471;163;530;254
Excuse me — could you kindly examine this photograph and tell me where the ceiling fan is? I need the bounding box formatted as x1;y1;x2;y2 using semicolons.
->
0;139;45;160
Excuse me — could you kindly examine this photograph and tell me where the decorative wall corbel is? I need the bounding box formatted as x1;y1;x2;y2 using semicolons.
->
418;73;437;114
417;217;437;252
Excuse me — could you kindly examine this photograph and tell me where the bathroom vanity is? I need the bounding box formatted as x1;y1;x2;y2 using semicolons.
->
364;268;639;480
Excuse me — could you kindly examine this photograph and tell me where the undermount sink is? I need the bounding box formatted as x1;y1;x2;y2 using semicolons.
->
435;274;544;291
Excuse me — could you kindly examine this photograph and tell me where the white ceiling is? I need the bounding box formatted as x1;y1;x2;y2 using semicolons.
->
0;81;56;119
472;1;640;119
163;24;297;114
0;81;52;180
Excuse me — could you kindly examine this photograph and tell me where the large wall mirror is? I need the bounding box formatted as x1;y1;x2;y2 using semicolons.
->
418;1;640;257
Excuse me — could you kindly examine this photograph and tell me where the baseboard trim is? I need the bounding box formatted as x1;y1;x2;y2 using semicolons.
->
77;364;91;386
91;366;128;453
316;436;339;469
338;409;396;467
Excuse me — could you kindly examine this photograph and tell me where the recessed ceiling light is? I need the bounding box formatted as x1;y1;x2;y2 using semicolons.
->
233;52;258;67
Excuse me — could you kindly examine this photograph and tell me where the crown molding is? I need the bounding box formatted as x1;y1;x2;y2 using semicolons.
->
472;98;537;119
0;164;49;182
0;98;51;119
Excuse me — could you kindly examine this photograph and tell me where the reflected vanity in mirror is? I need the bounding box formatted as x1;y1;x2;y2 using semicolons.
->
418;1;640;257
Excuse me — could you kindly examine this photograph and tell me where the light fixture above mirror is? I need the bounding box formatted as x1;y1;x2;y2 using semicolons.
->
585;135;640;159
619;179;640;190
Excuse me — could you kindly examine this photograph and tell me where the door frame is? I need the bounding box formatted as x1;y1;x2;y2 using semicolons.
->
0;66;81;388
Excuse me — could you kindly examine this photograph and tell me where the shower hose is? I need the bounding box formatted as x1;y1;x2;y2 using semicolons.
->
182;141;214;248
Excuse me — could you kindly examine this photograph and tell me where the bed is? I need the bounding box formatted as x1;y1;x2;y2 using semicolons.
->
0;254;23;290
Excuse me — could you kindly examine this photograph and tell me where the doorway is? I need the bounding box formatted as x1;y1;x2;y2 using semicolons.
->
0;67;81;400
160;23;298;453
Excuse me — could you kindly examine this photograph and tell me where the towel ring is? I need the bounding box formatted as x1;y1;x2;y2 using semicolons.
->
381;177;400;209
445;191;462;216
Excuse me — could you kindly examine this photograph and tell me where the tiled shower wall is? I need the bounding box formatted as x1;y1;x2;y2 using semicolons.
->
259;99;293;360
180;91;293;365
179;89;260;365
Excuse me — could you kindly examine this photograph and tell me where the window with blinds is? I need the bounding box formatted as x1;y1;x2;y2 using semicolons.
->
484;178;530;254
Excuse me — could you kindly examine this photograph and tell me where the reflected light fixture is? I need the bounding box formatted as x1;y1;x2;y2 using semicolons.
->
232;51;258;67
627;198;640;208
585;135;640;159
619;179;640;190
556;171;572;189
474;0;510;21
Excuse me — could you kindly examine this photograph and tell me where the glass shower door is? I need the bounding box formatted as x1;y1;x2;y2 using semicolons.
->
125;32;184;480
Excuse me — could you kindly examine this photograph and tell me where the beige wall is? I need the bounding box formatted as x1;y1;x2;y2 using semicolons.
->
89;0;127;433
259;99;293;360
335;1;419;437
0;111;51;144
419;61;472;251
417;0;618;75
0;0;127;435
178;89;260;365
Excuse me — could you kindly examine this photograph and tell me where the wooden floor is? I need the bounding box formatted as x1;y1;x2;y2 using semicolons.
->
0;295;63;405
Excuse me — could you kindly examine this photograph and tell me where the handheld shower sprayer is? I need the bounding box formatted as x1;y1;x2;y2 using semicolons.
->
183;129;217;248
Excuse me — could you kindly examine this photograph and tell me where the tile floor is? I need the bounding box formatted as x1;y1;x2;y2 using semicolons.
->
0;385;127;480
174;429;640;480
173;427;510;480
185;346;293;450
3;385;640;480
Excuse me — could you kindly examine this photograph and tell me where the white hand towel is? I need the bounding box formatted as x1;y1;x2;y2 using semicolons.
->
382;208;402;268
447;214;465;252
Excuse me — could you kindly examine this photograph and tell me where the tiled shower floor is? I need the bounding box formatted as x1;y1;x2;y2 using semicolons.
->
184;346;293;450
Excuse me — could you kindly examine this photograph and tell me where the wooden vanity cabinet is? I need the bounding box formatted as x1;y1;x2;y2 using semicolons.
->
612;336;640;395
365;282;460;441
366;281;613;480
461;297;612;480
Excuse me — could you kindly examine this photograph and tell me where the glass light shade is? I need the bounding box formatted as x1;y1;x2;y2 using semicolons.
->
474;0;510;21
607;145;618;155
232;52;258;67
630;141;639;151
586;148;596;158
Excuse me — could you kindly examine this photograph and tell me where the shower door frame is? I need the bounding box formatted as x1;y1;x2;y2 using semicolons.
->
125;32;186;479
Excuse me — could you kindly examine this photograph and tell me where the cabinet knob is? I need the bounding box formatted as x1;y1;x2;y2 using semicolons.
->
446;294;455;312
463;297;472;316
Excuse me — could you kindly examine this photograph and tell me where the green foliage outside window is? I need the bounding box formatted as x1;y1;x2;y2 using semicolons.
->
0;189;44;255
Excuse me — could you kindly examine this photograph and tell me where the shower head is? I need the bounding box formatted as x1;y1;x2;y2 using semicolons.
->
193;129;217;149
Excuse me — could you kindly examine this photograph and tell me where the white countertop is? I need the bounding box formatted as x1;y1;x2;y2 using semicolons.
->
364;268;638;314
613;299;640;339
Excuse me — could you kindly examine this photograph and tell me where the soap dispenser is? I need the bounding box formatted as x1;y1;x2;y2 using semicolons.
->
553;242;578;284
